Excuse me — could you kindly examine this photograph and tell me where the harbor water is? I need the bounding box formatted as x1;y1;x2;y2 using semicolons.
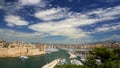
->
0;49;70;68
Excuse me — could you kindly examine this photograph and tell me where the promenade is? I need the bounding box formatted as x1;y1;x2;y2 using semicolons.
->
42;59;60;68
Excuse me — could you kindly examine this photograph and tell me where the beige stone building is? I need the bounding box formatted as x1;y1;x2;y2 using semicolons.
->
0;41;46;58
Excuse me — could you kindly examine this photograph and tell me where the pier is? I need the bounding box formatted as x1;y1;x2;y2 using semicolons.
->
42;59;60;68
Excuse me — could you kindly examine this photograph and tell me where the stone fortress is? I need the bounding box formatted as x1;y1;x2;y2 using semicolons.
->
0;39;46;57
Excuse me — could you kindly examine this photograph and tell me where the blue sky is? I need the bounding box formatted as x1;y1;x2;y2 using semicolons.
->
0;0;120;44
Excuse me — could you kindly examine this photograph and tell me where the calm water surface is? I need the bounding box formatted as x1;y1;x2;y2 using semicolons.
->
0;50;70;68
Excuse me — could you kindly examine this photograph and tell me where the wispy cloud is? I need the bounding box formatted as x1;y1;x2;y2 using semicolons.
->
0;29;47;42
0;29;48;38
35;7;68;21
29;21;88;38
1;0;47;15
4;15;29;27
102;34;120;41
18;0;47;7
19;0;40;5
0;28;92;44
94;22;120;33
1;0;120;43
29;5;120;38
87;5;120;20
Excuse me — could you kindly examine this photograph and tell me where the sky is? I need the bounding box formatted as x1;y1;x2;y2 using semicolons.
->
0;0;120;44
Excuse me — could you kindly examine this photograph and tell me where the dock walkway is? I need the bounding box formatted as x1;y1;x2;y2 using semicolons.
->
42;59;60;68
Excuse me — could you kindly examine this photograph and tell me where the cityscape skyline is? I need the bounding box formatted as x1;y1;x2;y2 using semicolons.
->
0;0;120;44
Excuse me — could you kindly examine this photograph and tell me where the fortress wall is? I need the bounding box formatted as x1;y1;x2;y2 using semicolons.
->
0;48;8;57
7;48;27;57
27;48;45;56
0;48;45;58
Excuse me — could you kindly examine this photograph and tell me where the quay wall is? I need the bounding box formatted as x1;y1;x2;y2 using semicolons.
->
0;48;46;57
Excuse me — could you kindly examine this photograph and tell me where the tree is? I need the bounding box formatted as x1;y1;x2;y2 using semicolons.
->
113;48;120;57
55;64;89;68
89;47;115;63
85;55;97;68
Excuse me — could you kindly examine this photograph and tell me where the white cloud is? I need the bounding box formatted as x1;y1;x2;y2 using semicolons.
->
35;8;68;21
3;2;120;40
2;4;120;43
95;22;120;32
7;23;15;27
30;5;120;38
1;0;47;16
4;15;29;26
18;0;47;8
29;21;88;38
0;29;50;43
0;29;91;44
28;17;93;38
87;6;120;21
0;29;47;38
19;0;40;5
34;5;120;25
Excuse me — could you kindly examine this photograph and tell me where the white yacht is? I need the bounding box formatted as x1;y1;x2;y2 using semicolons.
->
19;56;29;60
